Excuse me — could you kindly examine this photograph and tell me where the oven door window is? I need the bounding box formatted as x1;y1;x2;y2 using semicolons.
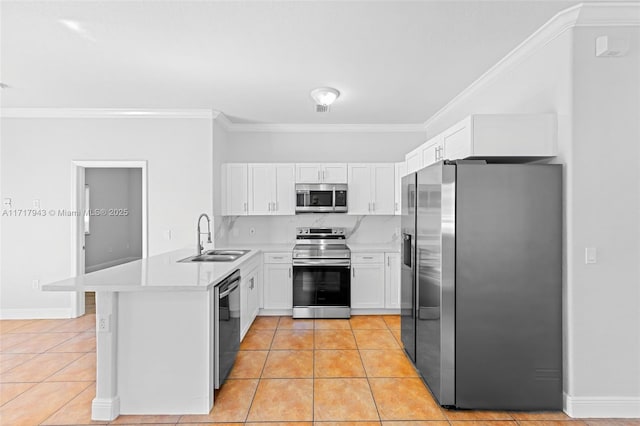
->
293;266;350;306
308;190;333;207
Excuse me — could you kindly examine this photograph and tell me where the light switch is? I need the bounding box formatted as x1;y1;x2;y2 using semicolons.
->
164;230;172;240
585;247;597;264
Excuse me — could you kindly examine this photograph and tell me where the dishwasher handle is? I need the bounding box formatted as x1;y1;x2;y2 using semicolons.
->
219;278;240;299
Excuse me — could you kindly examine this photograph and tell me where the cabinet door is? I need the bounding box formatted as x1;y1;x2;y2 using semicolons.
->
384;253;401;309
273;164;295;215
394;162;406;216
406;149;422;174
323;164;348;183
372;164;395;215
224;164;248;216
442;117;472;160
248;164;274;215
263;263;292;310
351;263;385;309
296;164;322;183
347;164;372;215
422;142;441;167
247;269;260;324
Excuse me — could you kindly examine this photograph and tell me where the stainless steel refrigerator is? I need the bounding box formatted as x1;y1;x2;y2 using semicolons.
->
401;161;562;410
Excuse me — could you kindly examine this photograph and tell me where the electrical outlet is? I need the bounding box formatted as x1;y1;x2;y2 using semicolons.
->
2;198;11;208
97;315;111;332
32;279;40;289
33;199;40;209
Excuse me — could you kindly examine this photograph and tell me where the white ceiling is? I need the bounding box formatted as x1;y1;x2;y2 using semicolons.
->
0;0;581;125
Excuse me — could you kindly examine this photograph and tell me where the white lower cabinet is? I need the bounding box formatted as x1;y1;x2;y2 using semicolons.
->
240;265;261;339
351;253;385;309
384;253;401;309
262;252;292;311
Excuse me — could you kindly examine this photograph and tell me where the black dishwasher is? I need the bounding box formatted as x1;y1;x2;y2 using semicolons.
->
214;269;241;389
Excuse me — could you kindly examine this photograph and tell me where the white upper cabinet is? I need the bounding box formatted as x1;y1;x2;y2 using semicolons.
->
295;163;347;183
405;146;422;174
221;163;248;216
421;133;445;168
394;162;407;215
442;114;557;160
348;163;395;215
248;164;295;215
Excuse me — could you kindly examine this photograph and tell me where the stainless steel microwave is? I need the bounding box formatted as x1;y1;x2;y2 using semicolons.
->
295;184;348;213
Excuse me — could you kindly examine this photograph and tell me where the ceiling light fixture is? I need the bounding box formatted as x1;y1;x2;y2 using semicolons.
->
310;87;340;112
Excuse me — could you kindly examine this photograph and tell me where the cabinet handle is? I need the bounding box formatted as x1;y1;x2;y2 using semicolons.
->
395;202;398;212
275;201;278;211
387;256;390;267
363;256;373;259
323;170;326;181
318;171;321;182
352;268;355;277
244;202;247;212
250;278;254;290
273;256;283;259
289;267;292;278
372;202;375;212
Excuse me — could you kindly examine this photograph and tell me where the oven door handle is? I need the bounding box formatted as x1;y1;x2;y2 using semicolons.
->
293;259;351;267
219;279;240;299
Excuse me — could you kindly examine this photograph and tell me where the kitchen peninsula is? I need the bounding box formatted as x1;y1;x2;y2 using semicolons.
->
42;248;261;421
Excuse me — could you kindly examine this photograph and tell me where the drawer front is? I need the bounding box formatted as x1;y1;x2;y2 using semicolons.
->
264;252;292;264
352;253;384;264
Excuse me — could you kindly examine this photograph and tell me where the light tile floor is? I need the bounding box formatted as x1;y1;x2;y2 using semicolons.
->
1;314;638;426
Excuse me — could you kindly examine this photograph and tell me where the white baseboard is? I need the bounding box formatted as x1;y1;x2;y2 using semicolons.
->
258;308;292;316
564;393;640;418
92;397;120;421
86;257;140;273
0;308;73;319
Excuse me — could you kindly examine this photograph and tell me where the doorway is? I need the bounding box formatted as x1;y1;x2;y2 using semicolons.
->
71;161;148;317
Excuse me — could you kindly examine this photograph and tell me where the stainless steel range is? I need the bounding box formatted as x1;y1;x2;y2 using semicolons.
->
292;227;351;319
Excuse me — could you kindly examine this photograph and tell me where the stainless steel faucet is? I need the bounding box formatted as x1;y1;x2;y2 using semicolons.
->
197;213;212;255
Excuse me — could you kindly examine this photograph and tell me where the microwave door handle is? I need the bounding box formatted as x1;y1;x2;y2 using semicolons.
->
332;187;336;212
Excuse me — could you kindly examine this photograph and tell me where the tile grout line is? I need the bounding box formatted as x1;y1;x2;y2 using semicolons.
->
352;319;383;424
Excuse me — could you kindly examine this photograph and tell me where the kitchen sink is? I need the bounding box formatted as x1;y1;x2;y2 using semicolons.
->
178;249;250;263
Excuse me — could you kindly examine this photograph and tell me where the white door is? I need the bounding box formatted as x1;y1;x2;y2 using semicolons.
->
394;162;406;215
323;164;348;183
248;164;273;215
263;264;293;310
296;164;322;183
372;164;395;215
273;164;295;215
347;164;372;215
385;253;401;309
225;164;248;215
351;263;385;309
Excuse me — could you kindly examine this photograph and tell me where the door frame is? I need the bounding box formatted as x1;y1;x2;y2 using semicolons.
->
70;160;148;317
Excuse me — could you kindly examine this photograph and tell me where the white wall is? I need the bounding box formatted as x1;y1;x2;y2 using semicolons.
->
422;17;640;416
0;117;213;318
85;168;142;273
212;116;229;248
226;131;425;163
569;25;640;402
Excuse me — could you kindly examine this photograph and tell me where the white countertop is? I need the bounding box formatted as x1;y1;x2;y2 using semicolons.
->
42;248;261;293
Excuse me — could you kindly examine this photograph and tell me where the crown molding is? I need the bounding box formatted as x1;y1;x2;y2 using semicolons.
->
424;2;640;130
0;108;215;119
225;122;427;133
